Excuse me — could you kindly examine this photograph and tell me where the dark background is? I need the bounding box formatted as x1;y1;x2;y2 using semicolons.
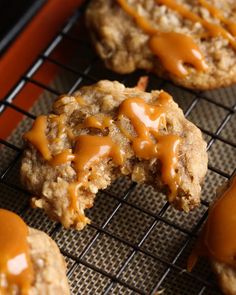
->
0;0;45;54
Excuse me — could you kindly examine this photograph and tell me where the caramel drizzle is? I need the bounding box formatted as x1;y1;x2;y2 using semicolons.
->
68;135;124;213
23;115;51;160
68;182;81;212
24;91;181;210
49;149;75;166
76;95;87;106
198;0;236;37
148;33;207;77
188;177;236;271
73;135;124;176
84;115;113;130
0;209;34;295
117;0;207;77
118;92;180;198
52;135;123;211
157;0;236;49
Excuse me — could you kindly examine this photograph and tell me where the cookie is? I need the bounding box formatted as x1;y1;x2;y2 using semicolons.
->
0;209;70;295
86;0;236;89
21;80;207;229
188;177;236;295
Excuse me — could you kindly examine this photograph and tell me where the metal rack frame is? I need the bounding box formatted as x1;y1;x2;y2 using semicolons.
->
0;3;235;295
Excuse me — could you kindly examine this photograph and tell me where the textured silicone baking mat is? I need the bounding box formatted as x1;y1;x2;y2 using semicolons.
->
0;3;236;295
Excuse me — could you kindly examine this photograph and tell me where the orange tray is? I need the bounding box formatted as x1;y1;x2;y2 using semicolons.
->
0;0;84;139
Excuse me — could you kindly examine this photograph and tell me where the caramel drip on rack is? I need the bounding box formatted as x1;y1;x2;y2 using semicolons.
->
118;93;180;198
0;209;34;295
84;115;113;130
23;115;51;160
157;0;236;49
117;0;207;77
188;177;236;271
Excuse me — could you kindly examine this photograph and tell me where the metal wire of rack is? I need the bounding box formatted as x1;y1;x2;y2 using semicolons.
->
0;2;236;295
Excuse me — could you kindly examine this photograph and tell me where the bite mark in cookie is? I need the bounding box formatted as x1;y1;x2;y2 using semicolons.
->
22;80;207;229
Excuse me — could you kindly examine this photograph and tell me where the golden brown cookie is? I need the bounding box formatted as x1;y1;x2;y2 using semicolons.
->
0;209;70;295
86;0;236;90
21;80;207;229
188;177;236;295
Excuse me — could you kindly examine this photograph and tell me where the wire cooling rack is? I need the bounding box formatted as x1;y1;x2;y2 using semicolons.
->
0;2;236;295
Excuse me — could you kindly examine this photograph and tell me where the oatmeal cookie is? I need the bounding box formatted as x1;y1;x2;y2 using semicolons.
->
86;0;236;89
0;209;70;295
188;178;236;295
28;228;70;295
21;80;208;229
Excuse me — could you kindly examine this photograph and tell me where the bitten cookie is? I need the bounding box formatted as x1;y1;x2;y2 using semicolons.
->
21;80;207;229
86;0;236;90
